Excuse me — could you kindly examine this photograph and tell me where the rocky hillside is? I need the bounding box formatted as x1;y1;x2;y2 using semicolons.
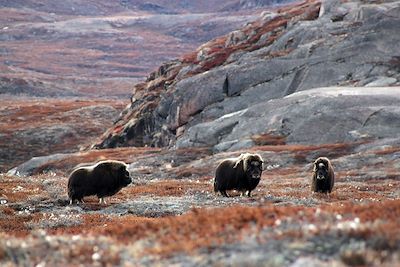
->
0;0;291;97
92;0;400;150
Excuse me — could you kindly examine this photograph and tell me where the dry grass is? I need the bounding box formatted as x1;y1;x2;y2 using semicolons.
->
0;176;47;202
126;180;211;197
98;205;284;253
0;155;399;261
61;199;400;257
0;213;36;237
252;133;286;146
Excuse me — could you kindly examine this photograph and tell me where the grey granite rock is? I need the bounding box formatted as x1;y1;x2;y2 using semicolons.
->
77;1;400;152
177;87;400;150
7;153;70;177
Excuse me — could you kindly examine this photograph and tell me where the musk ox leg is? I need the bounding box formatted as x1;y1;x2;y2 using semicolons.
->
69;197;84;205
99;198;107;204
220;191;229;197
240;190;249;197
246;191;252;197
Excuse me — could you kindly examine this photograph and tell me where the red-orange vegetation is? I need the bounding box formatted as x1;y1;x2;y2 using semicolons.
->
268;48;295;58
252;133;286;146
0;177;46;202
0;206;15;216
172;166;212;179
97;204;290;254
181;51;198;64
173;147;212;157
247;18;288;45
0;97;127;171
323;198;400;222
0;98;126;133
329;184;394;203
125;180;210;197
264;167;303;177
180;0;321;75
321;200;400;241
262;177;308;196
0;213;39;237
91;199;400;256
46;213;109;236
196;47;237;73
372;147;400;155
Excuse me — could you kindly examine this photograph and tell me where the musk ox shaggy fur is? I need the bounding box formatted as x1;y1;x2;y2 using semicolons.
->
312;157;335;193
68;160;132;204
214;153;264;197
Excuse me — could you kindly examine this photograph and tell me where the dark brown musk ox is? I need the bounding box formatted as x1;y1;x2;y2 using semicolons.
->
68;160;132;205
214;153;264;197
312;157;335;194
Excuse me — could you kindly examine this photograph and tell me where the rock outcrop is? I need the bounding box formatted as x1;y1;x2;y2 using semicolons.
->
92;0;400;151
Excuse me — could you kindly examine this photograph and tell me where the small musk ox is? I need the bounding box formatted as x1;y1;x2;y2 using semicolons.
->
68;160;131;204
312;157;335;194
214;153;264;197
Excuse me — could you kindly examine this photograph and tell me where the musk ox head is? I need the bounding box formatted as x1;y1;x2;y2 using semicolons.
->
234;153;264;179
116;163;132;186
313;157;330;180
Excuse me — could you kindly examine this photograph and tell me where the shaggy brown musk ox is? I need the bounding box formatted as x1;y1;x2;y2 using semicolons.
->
214;153;264;197
312;157;335;194
68;160;131;204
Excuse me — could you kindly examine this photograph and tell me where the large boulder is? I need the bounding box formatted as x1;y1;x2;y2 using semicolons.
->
176;87;400;151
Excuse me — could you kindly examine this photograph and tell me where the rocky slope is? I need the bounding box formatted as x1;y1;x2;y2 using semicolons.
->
93;0;400;150
0;0;291;97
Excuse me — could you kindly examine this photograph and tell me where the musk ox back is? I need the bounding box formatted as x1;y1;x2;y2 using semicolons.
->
312;157;334;193
68;160;131;204
214;153;263;197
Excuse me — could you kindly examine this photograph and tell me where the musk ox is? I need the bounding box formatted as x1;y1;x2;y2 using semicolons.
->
312;157;334;194
214;153;264;197
68;160;132;204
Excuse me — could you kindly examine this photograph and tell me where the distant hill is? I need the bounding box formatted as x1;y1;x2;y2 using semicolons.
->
0;0;293;15
0;0;292;97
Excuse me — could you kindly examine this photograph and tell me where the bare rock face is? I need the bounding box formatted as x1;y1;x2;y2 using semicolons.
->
177;87;400;150
93;0;400;151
